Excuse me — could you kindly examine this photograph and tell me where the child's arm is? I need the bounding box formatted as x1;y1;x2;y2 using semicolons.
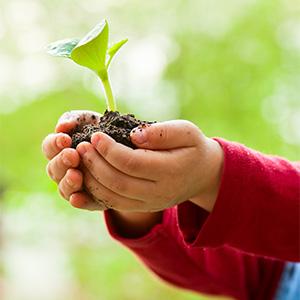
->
78;122;299;262
42;112;289;299
108;210;163;238
185;138;300;262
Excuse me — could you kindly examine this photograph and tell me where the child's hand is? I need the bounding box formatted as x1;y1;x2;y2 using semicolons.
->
42;110;107;211
78;120;224;212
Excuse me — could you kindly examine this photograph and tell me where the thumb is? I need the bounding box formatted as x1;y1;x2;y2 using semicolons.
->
55;110;101;133
130;120;201;150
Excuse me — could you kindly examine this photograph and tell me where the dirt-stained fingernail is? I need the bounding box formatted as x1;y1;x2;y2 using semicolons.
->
91;133;101;148
56;135;68;149
66;177;75;187
77;143;88;156
131;128;147;144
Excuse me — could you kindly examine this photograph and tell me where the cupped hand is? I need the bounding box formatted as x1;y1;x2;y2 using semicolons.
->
78;120;224;212
42;110;107;211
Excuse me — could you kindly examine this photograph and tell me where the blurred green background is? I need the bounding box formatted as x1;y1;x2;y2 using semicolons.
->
0;0;299;299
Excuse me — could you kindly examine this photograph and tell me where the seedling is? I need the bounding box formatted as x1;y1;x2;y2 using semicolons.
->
47;19;127;111
46;19;153;149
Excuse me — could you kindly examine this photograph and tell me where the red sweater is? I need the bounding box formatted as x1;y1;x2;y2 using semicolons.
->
104;139;300;300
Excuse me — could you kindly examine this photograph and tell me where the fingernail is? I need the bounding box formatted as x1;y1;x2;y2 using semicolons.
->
57;136;67;149
131;128;147;144
66;177;74;187
62;153;72;166
77;144;88;156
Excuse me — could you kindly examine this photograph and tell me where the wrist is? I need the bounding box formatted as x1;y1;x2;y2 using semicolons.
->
190;137;224;212
107;210;163;238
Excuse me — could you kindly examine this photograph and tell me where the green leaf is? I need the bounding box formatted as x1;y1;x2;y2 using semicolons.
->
71;20;109;73
46;38;80;58
106;39;128;68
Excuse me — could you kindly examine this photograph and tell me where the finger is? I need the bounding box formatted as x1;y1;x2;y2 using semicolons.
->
69;192;106;211
46;148;80;182
42;133;72;160
91;132;163;180
55;110;101;133
77;142;157;201
82;167;145;212
130;120;202;150
58;169;83;200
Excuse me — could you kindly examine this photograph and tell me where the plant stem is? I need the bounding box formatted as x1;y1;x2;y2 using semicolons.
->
106;56;113;69
98;71;116;111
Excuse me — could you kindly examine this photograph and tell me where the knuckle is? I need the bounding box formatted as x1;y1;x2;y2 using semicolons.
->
58;186;68;200
42;134;54;158
46;163;52;178
65;176;77;190
60;148;73;166
54;155;65;172
41;139;47;156
46;163;56;181
53;158;62;175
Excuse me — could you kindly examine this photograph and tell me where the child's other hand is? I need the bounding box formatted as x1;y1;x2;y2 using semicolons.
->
42;110;107;211
78;120;224;212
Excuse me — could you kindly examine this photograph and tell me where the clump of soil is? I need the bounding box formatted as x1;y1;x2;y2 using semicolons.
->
70;110;154;149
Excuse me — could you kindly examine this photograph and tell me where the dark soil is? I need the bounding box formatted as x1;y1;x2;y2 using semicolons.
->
70;110;154;149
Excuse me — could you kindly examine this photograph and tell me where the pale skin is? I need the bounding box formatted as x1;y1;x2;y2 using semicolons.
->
42;111;224;237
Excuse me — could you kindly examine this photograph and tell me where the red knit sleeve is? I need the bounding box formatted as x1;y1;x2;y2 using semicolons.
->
179;138;300;262
103;208;259;300
103;208;225;294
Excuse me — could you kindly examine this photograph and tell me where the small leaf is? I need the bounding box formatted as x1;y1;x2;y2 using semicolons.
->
71;20;109;72
47;38;80;58
107;39;128;68
108;39;128;56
